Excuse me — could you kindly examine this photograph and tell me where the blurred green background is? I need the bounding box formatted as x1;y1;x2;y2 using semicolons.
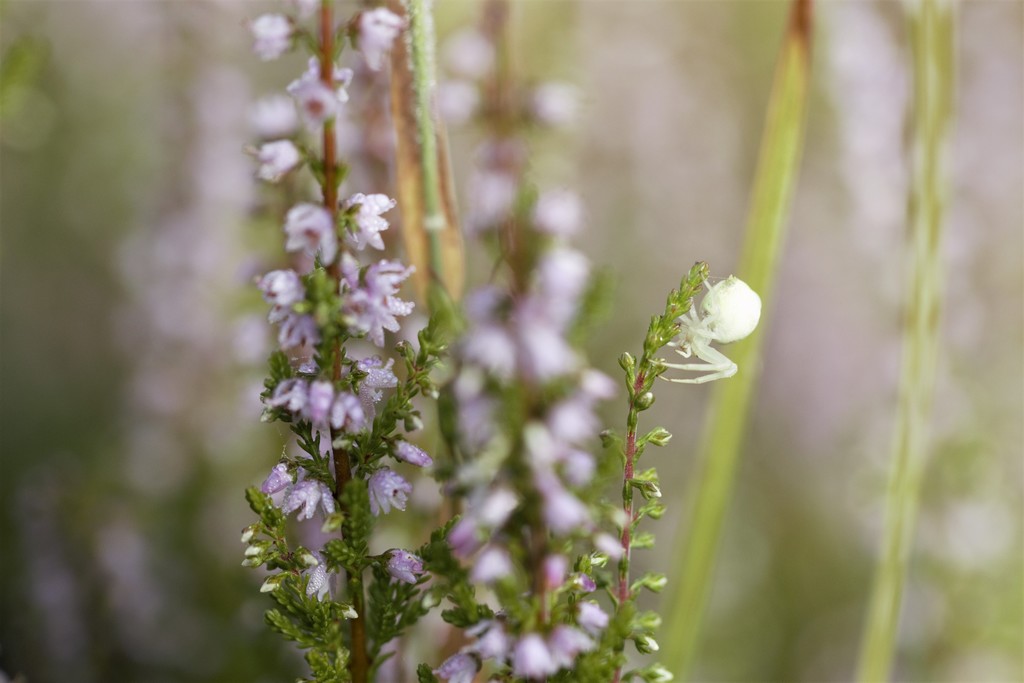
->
1;1;1021;682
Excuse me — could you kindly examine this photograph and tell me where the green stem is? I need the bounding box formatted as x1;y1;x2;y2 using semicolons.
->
855;1;952;680
402;0;445;287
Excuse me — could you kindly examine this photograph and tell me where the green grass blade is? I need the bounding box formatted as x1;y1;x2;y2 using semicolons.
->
855;1;954;680
663;1;814;678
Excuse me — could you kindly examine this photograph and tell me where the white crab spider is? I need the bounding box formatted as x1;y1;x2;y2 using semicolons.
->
662;275;762;384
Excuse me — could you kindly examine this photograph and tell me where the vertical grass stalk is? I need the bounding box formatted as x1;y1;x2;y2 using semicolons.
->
663;1;813;678
855;1;954;680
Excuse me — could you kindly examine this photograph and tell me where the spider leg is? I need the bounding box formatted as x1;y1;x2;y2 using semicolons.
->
659;343;738;384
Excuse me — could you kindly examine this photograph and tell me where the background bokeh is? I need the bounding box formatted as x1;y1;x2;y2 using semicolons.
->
1;1;1021;682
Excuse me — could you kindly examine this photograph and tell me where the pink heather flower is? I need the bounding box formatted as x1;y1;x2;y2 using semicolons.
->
368;468;412;515
258;269;305;318
559;447;596;487
547;625;595;669
433;652;479;683
470;545;513;584
330;391;365;432
468;620;510;661
256;140;302;182
581;369;617;400
358;7;404;70
284;203;337;265
533;189;583;236
531;82;580;126
512;634;558;679
536;473;591;535
447;517;481;558
394;441;432;467
250;95;299;138
289;78;337;128
355;356;398;418
467;169;517;232
533;247;591;327
386;549;424;584
304;552;330;601
250;14;292;61
342;193;396;251
462;324;517;380
305;380;334;425
477;487;518;529
577;601;609;636
290;57;354;106
283;479;336;521
260;463;293;496
342;256;415;346
437;80;479;125
278;312;320;349
515;313;579;382
287;0;319;20
543;554;569;590
595;533;625;560
266;378;308;413
572;572;597;593
442;29;494;80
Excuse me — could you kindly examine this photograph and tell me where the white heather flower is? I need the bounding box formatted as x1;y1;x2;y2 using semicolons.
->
368;468;412;515
386;549;424;584
433;652;479;683
531;82;580;126
468;620;510;661
284;203;337;265
547;625;595;669
258;269;305;312
437;80;480;125
305;380;334;425
355;356;398;418
512;634;558;679
341;256;415;347
304;553;330;601
250;95;299;138
577;601;609;636
358;7;404;70
266;378;308;414
283;479;336;521
394;441;433;467
278;312;320;349
342;193;397;251
443;29;494;80
330;391;365;432
470;545;513;584
534;189;583;236
250;14;292;61
256;140;302;182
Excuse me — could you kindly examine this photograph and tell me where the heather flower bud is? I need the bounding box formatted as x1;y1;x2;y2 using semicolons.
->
394;440;433;467
635;634;660;654
240;525;258;544
636;391;655;410
433;652;479;683
260;574;285;593
618;351;636;373
645;426;673;447
298;549;319;568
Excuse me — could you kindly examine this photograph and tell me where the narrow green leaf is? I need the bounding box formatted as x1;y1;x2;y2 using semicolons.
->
663;0;814;678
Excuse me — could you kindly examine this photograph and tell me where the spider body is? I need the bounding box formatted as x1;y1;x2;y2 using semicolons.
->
662;275;761;384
